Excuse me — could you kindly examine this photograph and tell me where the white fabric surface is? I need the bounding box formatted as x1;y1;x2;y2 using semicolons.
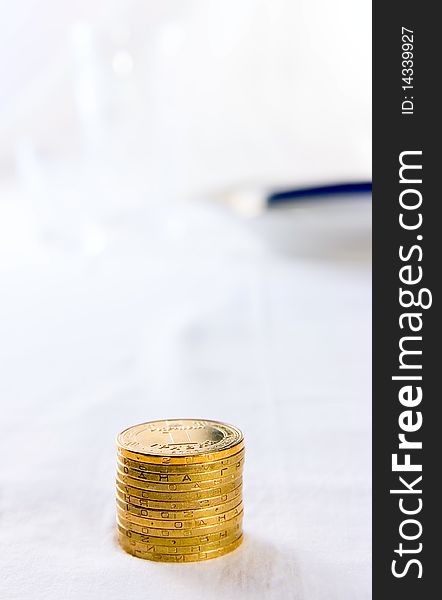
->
0;195;371;599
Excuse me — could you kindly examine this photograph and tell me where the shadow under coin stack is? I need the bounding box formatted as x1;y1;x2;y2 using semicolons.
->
115;419;244;562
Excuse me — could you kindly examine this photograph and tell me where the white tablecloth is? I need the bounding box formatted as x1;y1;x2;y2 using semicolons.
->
0;194;371;599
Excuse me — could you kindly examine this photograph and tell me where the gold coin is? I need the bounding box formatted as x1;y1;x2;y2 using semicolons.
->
115;478;243;503
115;489;242;520
116;459;243;483
117;448;245;474
116;496;244;531
117;528;242;555
116;464;241;491
116;473;242;500
119;534;243;562
117;419;244;464
115;502;243;537
117;516;242;546
116;511;243;540
115;482;243;510
115;501;243;530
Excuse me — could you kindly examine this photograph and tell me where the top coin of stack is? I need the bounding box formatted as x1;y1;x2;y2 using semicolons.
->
115;419;245;562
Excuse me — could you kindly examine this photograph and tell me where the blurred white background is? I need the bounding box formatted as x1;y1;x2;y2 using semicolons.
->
0;1;371;599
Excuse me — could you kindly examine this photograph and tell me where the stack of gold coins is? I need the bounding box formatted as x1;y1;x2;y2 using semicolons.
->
115;419;244;562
